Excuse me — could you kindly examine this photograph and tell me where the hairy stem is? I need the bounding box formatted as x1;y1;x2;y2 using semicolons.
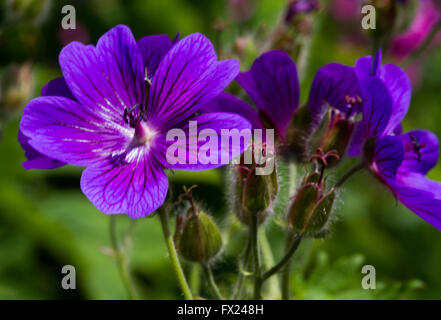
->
158;209;193;300
109;215;139;300
250;213;262;299
259;229;280;298
334;161;365;188
202;263;224;300
261;234;302;283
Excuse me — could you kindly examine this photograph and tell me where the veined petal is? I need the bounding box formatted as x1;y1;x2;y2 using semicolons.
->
80;149;168;218
20;96;131;167
162;112;252;171
137;34;173;80
384;174;441;231
148;33;239;128
398;130;439;175
381;63;411;134
355;55;411;135
360;77;392;138
41;77;77;101
308;63;360;119
373;135;404;178
236;50;299;140
199;92;263;130
19;77;78;170
18;130;65;170
59;25;144;125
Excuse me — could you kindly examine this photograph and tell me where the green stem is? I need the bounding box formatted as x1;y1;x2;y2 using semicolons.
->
109;215;139;300
261;235;302;283
259;229;280;299
189;264;201;297
402;18;441;69
202;264;224;300
250;213;262;299
158;209;193;300
231;232;252;299
334;161;365;188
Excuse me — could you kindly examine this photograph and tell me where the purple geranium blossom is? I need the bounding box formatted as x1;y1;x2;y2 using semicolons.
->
19;25;251;218
348;49;411;156
354;55;441;230
201;50;300;142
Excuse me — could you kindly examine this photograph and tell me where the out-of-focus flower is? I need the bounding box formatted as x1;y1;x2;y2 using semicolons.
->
19;25;251;218
331;0;360;22
390;0;441;60
285;0;319;24
353;52;441;230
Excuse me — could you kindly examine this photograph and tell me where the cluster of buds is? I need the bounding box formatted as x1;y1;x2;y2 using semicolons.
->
173;187;223;263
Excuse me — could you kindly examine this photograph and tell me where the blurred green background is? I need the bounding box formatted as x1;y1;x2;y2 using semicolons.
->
1;0;441;299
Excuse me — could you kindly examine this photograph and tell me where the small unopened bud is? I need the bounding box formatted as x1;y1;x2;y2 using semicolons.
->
234;157;279;225
318;113;354;166
288;183;335;236
174;209;223;263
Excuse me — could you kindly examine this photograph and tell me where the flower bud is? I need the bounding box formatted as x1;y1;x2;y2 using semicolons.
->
174;208;223;263
318;113;354;166
234;160;279;225
288;183;335;236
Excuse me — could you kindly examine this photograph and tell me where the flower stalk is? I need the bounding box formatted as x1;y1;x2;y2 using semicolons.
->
158;208;193;300
109;215;139;300
202;263;224;300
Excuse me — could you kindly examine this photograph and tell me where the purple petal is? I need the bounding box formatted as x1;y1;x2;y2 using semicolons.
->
360;77;392;138
80;150;168;218
59;25;144;125
398;130;439;175
355;55;411;135
162;112;252;171
308;63;360;119
137;34;173;80
384;174;441;231
18;130;65;170
236;50;299;140
380;63;411;134
20;96;131;167
373;135;404;178
41;77;77;101
199;92;263;130
148;33;239;128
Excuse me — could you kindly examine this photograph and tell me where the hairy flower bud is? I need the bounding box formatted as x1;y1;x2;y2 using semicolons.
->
318;113;354;166
234;155;279;225
174;208;223;263
288;182;335;236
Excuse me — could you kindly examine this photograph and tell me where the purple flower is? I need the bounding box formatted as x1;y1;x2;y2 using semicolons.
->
354;53;441;230
390;0;441;60
19;25;251;218
201;50;300;143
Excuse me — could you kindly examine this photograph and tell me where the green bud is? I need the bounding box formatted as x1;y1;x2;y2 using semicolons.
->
288;184;335;237
235;162;279;225
174;209;223;263
319;115;354;166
